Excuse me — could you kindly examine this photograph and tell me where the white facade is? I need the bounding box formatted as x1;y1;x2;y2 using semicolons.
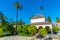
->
31;18;45;23
30;14;52;29
56;23;60;28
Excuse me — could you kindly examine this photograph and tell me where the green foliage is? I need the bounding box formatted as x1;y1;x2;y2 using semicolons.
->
18;19;25;26
40;6;44;10
7;24;15;34
52;25;59;32
47;16;51;23
21;25;28;34
18;32;32;36
56;17;60;22
2;25;8;32
17;25;21;33
0;11;8;25
17;24;37;36
30;15;34;19
17;25;28;36
28;24;37;34
39;28;48;35
58;28;60;30
0;28;3;37
14;1;22;9
0;24;8;32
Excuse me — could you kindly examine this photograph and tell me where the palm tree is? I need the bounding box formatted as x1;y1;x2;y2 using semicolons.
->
13;1;22;34
40;6;44;10
40;6;44;14
30;15;34;19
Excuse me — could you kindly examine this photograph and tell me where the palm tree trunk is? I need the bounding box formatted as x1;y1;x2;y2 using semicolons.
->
16;7;18;34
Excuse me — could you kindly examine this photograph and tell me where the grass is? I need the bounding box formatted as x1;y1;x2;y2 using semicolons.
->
18;33;32;37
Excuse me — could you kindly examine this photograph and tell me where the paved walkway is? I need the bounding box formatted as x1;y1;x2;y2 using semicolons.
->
0;35;60;40
0;36;37;40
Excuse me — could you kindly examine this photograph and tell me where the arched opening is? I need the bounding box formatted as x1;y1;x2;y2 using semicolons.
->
38;26;43;29
45;26;51;34
45;26;50;30
36;26;43;33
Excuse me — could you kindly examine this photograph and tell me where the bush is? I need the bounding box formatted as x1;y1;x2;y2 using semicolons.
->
39;28;48;35
52;25;59;32
18;32;32;36
0;28;3;37
7;24;15;35
17;25;29;36
17;25;21;33
17;24;37;36
28;24;37;35
0;25;8;32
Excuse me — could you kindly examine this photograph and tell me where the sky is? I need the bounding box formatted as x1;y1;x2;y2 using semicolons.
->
0;0;60;23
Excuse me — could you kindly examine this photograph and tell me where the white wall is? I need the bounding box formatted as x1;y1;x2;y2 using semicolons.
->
35;24;52;29
56;23;60;26
31;18;45;23
56;23;60;28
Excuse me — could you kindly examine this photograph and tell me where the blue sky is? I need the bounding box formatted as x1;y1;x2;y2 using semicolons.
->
0;0;60;23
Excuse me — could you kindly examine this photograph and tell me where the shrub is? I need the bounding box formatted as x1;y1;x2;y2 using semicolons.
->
7;24;15;34
52;25;59;32
0;28;3;37
18;25;28;36
17;24;37;36
39;28;48;35
28;24;37;35
17;25;21;33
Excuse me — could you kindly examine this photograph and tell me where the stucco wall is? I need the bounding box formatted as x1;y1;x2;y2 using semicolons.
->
56;23;60;27
31;18;45;23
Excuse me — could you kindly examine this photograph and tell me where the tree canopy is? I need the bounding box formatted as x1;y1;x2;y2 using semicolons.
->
56;17;60;23
47;16;52;23
40;6;44;10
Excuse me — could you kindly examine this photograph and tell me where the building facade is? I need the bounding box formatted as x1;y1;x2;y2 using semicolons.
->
30;14;52;29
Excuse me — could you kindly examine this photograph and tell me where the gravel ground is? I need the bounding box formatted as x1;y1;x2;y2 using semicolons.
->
0;35;60;40
0;36;36;40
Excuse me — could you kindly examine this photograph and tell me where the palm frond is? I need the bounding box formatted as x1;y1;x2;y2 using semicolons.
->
40;6;44;10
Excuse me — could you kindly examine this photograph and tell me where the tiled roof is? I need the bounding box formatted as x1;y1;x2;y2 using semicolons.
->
31;22;52;25
31;14;45;19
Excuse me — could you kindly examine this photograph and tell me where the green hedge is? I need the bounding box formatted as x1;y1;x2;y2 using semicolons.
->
0;28;3;37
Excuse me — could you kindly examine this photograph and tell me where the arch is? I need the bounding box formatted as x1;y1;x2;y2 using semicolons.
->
38;26;43;29
45;26;51;34
45;26;50;30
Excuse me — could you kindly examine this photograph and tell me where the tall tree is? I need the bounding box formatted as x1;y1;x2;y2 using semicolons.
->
13;1;22;34
40;6;44;11
30;15;34;19
56;17;60;22
18;19;25;26
0;11;8;25
0;12;4;25
47;16;51;23
40;6;44;14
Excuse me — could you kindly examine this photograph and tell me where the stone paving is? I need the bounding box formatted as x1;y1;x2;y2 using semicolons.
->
0;36;37;40
0;35;60;40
